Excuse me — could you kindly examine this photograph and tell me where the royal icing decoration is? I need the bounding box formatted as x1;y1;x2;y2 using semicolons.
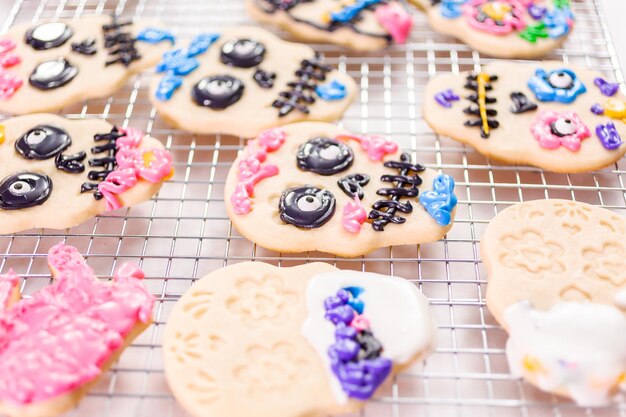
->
527;68;586;104
419;174;457;227
374;2;412;44
594;77;620;97
315;79;348;101
273;56;332;117
596;122;623;150
434;89;460;108
509;91;537;114
342;196;367;233
463;0;527;35
0;38;22;100
464;73;499;139
279;185;336;228
137;27;176;44
531;110;590;151
336;134;399;162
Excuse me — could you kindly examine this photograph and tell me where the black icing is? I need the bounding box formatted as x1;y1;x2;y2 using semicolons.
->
25;22;73;50
272;56;331;117
192;75;245;110
253;68;276;88
550;119;574;137
279;185;336;228
71;37;97;55
29;58;78;90
15;125;71;160
55;151;87;173
296;137;354;176
0;172;52;210
356;330;384;361
337;173;370;199
103;17;141;67
220;39;266;68
509;92;537;114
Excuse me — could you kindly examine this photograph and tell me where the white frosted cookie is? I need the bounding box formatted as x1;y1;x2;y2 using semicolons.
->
224;122;458;257
411;0;573;58
245;0;413;51
149;27;356;137
482;199;626;406
0;114;173;234
164;262;436;417
424;61;626;173
0;15;173;114
0;243;154;417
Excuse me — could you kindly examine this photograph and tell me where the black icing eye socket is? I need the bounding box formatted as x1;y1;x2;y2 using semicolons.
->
25;22;73;50
548;71;573;89
192;75;245;110
15;125;71;160
0;172;52;210
550;118;576;137
220;39;266;68
29;58;78;90
296;137;354;176
279;186;336;229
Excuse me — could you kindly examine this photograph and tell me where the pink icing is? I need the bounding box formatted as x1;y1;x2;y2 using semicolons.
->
0;243;154;406
0;39;20;69
342;196;367;234
98;128;173;211
531;110;591;152
350;314;371;331
463;0;527;35
374;2;413;44
0;272;17;310
336;134;398;162
0;71;22;100
231;128;285;215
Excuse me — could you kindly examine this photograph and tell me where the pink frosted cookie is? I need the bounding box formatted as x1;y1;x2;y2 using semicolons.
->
0;243;154;417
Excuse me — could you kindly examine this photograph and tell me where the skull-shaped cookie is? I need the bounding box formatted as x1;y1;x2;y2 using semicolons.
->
149;27;356;137
0;114;173;234
0;15;174;114
225;122;457;257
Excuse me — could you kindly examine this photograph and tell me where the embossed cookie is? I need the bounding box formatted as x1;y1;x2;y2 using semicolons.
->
164;262;436;417
0;243;154;417
424;61;626;173
246;0;413;50
0;16;174;114
411;0;573;58
149;27;356;137
224;122;458;256
0;114;173;234
482;199;626;406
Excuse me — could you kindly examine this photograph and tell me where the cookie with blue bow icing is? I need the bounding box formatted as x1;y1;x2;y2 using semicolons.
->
424;61;626;173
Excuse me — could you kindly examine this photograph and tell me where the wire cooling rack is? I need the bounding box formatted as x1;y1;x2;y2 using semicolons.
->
1;0;625;416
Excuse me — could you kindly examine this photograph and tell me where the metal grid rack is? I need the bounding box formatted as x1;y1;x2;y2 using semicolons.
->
0;0;624;416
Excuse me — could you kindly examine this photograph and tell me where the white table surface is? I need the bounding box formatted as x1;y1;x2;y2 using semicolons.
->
600;0;626;75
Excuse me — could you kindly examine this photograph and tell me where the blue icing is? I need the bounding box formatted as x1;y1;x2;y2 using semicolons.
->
315;79;347;101
156;49;199;75
156;73;183;101
527;68;586;104
419;175;457;227
343;286;365;314
543;7;573;39
137;28;175;44
330;0;382;23
187;33;220;57
440;0;467;19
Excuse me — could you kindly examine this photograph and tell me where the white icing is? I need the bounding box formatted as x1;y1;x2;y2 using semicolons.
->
319;145;341;160
203;79;229;95
297;195;321;212
615;290;626;310
554;118;576;135
504;301;626;407
32;22;67;42
549;71;573;89
301;271;436;404
32;60;65;81
234;40;256;55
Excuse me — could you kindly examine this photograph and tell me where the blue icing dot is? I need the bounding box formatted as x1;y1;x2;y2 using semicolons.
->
527;68;586;104
419;174;457;227
315;79;347;101
156;72;183;101
440;0;467;19
137;28;175;44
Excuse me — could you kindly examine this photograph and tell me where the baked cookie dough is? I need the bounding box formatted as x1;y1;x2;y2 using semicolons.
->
164;262;436;417
149;27;356;137
482;199;626;406
0;243;154;417
0;114;173;234
0;15;173;114
410;0;573;58
424;61;626;173
245;0;413;51
225;122;458;257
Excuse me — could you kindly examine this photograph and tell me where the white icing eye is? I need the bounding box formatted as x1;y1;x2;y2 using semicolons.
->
234;40;256;56
554;118;576;136
205;79;230;95
9;181;33;196
26;129;47;145
31;22;67;42
548;71;573;89
32;60;65;81
319;144;341;160
297;195;322;212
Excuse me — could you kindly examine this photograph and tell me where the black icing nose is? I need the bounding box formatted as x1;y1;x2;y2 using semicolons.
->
29;58;78;90
25;22;73;50
192;75;245;110
279;185;336;229
15;125;71;160
296;137;354;176
220;38;266;68
0;172;53;210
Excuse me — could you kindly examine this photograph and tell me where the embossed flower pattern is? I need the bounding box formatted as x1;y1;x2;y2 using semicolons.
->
227;275;297;325
583;242;626;286
553;201;591;221
500;230;564;275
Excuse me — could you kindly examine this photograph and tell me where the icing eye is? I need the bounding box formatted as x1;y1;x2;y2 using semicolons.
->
29;58;78;90
548;71;573;89
25;22;73;50
220;39;266;68
15;125;71;160
296;137;354;176
279;186;336;228
0;172;52;210
551;118;576;137
192;75;245;109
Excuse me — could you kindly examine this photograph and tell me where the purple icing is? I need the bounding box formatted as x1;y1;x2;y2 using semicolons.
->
596;122;623;150
591;103;605;115
328;354;392;400
435;89;460;108
325;304;355;325
335;324;358;340
528;4;547;20
594;77;620;97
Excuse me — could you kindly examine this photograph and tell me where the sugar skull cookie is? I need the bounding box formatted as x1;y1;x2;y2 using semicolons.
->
0;243;154;417
245;0;413;51
0;114;173;234
164;262;436;417
149;27;356;137
482;199;626;406
424;61;626;173
0;15;174;114
411;0;573;58
225;122;457;257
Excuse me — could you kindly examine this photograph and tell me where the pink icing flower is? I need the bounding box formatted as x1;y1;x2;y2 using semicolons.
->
0;39;20;69
257;127;286;152
0;70;22;100
99;168;139;211
342;196;367;234
531;110;591;152
463;0;527;35
374;2;413;44
350;314;371;331
117;127;144;148
337;134;398;162
231;183;253;215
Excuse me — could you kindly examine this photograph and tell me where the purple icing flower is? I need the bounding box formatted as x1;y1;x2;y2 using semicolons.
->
435;89;460;108
329;338;360;362
594;77;620;97
324;289;350;310
596;122;623;150
335;324;358;340
325;304;355;325
528;4;547;20
329;356;392;400
591;103;605;115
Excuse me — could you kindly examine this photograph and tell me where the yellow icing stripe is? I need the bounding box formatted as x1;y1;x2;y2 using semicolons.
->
476;73;491;137
522;355;545;374
0;125;4;145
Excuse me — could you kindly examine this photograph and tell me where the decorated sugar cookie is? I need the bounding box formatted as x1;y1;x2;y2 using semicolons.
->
245;0;413;51
149;27;356;137
410;0;573;58
482;199;626;406
0;15;173;114
0;243;154;417
424;61;626;173
224;122;458;256
164;262;436;417
0;114;173;234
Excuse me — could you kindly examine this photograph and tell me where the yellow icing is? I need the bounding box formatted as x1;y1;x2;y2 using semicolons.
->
522;355;546;374
0;125;4;145
476;73;491;137
603;98;626;122
481;2;512;20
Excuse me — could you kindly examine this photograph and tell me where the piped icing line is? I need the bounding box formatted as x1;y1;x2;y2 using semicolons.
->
463;73;499;139
596;122;623;151
231;128;286;215
419;174;457;227
0;124;5;145
335;133;398;162
530;110;590;151
463;0;527;35
0;39;21;69
0;38;23;100
504;300;626;407
594;77;620;97
136;28;176;45
342;196;367;233
374;2;413;44
434;89;460;108
527;68;587;104
273;56;332;117
0;243;154;406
